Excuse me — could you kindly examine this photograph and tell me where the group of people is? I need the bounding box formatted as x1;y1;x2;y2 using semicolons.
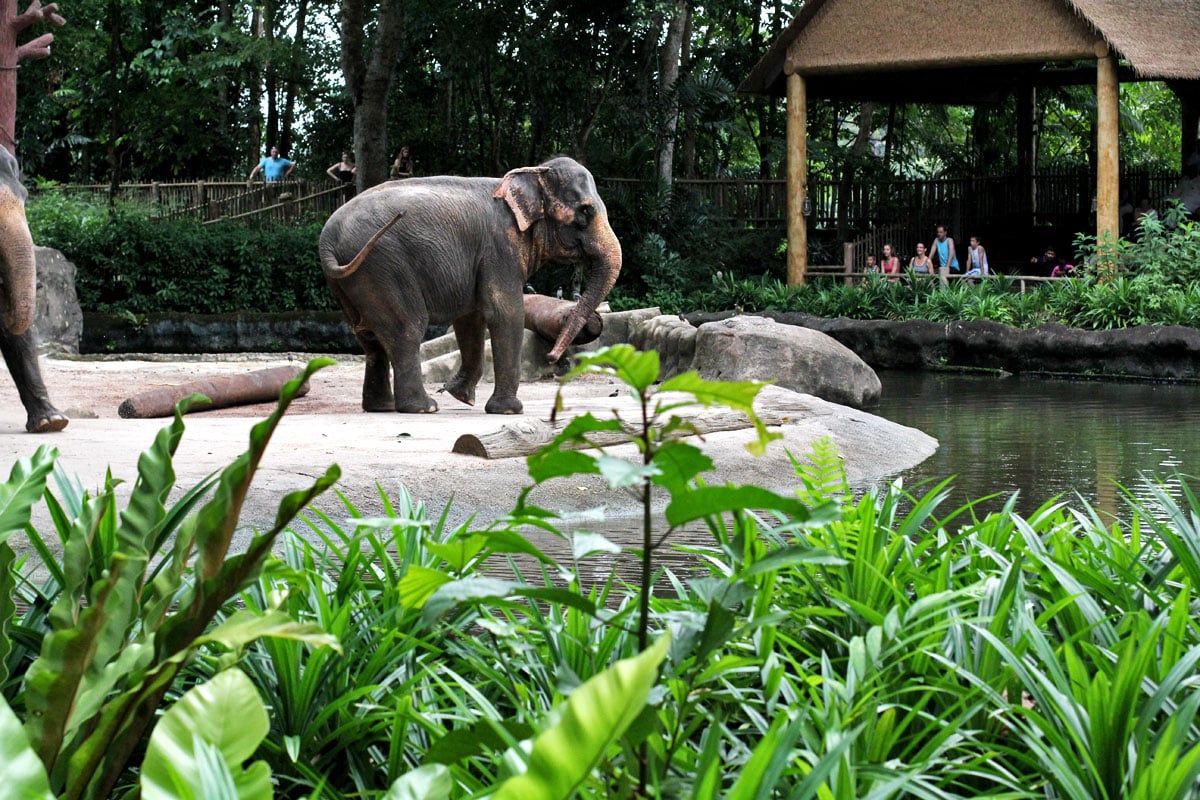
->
864;226;990;282
245;145;416;189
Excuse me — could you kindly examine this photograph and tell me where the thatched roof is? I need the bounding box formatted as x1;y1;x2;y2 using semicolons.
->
740;0;1200;98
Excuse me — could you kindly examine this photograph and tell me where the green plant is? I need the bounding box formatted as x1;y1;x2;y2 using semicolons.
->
0;359;340;799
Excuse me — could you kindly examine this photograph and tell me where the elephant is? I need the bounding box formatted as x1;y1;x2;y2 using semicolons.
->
319;156;622;415
0;147;67;433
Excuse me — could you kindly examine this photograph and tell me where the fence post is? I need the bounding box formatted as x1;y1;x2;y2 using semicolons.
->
843;242;854;286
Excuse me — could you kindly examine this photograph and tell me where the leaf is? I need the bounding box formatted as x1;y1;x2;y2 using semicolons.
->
0;446;57;546
426;720;535;765
0;543;14;688
196;609;341;653
491;633;670;800
526;448;601;484
596;455;660;489
557;345;661;394
664;485;814;527
398;565;453;610
141;669;272;800
741;543;847;576
0;695;54;800
385;764;452;800
650;441;714;494
571;530;621;559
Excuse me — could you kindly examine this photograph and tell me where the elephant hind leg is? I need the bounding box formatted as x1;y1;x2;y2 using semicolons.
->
28;411;68;433
0;329;69;433
378;317;437;414
356;330;396;412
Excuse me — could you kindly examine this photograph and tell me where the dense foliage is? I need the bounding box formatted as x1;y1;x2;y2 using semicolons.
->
612;207;1200;331
11;0;1186;186
4;352;1200;798
28;193;331;314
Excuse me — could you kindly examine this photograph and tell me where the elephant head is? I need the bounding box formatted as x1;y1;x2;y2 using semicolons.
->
0;147;36;335
495;157;622;362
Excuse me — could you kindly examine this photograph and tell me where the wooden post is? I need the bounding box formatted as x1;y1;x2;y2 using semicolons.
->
1095;51;1120;254
1016;79;1036;225
0;0;65;154
786;71;808;287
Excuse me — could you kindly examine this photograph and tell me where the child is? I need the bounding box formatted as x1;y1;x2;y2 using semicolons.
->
964;236;988;277
865;254;878;273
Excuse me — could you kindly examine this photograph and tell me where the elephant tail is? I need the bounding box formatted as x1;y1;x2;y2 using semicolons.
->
321;209;406;280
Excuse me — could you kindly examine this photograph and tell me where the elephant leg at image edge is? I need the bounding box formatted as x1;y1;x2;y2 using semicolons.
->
443;313;486;407
0;329;68;432
356;330;396;412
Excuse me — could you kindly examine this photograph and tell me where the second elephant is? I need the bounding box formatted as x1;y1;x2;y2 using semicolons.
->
319;156;622;414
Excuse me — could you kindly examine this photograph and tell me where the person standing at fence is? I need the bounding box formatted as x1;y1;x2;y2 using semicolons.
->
929;225;959;284
390;146;414;179
326;151;357;198
247;146;296;185
964;236;989;278
879;243;901;282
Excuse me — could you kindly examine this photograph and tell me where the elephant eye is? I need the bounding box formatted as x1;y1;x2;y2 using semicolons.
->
574;203;595;228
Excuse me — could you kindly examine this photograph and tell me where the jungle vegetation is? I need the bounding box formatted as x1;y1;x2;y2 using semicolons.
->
4;353;1200;799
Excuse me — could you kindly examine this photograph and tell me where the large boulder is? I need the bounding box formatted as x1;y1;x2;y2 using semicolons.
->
692;315;881;408
34;247;83;354
628;314;696;378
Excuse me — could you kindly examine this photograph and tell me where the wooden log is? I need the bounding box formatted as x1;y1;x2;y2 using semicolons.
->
786;71;808;287
118;366;309;419
452;385;813;459
523;294;603;345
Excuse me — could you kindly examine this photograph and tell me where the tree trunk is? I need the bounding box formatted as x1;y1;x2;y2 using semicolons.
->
656;0;688;187
341;0;405;189
280;0;308;156
248;6;263;164
264;0;278;150
0;0;63;154
836;101;874;241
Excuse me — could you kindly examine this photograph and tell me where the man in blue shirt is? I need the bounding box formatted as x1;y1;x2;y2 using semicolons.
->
247;146;296;184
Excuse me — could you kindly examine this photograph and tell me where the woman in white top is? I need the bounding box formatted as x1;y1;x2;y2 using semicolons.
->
964;236;988;277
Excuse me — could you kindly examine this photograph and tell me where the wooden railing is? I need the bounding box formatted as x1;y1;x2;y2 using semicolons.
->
35;171;1178;235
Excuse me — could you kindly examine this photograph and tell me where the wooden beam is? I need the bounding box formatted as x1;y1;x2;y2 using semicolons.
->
1095;53;1120;256
786;71;808;287
1016;79;1036;224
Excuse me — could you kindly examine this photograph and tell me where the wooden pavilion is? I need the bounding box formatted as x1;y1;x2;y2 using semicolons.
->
739;0;1200;284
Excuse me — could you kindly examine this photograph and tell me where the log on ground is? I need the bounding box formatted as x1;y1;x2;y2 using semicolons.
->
118;366;309;418
452;386;813;459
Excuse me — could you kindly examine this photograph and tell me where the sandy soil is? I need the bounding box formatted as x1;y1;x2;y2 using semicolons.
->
0;352;936;564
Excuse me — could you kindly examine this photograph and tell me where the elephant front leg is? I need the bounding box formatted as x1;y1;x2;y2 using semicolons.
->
444;313;485;406
0;328;68;433
484;306;525;415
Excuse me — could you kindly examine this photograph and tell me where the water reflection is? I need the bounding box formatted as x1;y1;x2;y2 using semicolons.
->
871;371;1200;518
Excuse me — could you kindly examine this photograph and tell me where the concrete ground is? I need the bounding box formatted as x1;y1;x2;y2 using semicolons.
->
0;353;937;563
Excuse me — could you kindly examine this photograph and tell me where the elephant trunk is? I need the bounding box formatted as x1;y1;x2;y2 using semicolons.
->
546;216;622;363
0;190;37;335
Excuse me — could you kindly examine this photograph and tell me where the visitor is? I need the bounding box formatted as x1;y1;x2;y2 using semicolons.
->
1132;195;1157;230
963;235;989;278
326;151;356;184
879;243;901;282
247;146;296;185
929;225;959;284
326;151;357;199
390;146;415;179
1029;245;1063;278
910;242;934;278
865;254;878;274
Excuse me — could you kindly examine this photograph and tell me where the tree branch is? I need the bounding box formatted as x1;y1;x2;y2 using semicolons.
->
14;0;65;33
15;32;54;62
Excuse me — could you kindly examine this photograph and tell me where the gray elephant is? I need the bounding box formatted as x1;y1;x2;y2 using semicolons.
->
319;156;621;415
0;147;66;432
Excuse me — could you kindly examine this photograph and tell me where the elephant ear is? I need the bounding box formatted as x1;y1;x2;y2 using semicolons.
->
494;167;547;232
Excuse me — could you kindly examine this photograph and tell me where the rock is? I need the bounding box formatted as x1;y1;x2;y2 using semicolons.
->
692;315;881;409
34;247;83;354
628;314;697;379
588;307;661;350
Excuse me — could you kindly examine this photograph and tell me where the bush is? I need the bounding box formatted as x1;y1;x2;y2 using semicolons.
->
28;195;333;314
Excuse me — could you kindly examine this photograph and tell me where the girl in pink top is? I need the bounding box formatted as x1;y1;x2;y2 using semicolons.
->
879;243;901;281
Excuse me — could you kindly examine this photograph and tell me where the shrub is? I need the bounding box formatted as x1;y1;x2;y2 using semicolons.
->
27;196;332;314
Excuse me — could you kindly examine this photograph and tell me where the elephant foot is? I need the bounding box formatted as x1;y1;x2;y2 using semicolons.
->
443;377;477;407
396;395;439;414
485;395;523;415
27;411;69;433
363;398;395;412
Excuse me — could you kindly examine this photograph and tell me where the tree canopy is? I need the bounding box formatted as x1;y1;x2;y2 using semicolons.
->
12;0;1187;186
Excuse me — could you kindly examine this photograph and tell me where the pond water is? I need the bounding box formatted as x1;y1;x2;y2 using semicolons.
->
870;370;1200;519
